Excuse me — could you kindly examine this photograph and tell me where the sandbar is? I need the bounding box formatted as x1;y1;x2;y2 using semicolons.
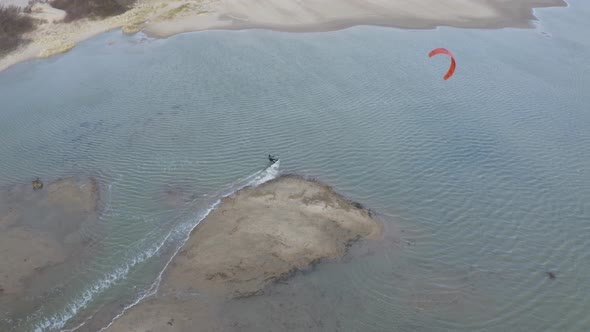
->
102;175;382;331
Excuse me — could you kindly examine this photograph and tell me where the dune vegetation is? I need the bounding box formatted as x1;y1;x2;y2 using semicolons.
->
0;5;36;56
50;0;136;22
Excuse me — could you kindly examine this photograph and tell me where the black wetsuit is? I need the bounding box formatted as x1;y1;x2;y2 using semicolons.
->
268;155;278;163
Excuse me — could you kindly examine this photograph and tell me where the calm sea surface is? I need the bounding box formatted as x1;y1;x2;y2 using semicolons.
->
0;1;589;331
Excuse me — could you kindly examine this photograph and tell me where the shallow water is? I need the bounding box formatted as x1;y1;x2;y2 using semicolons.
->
0;0;589;331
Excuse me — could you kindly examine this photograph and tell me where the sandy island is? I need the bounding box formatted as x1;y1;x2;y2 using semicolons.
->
0;0;567;72
100;175;382;331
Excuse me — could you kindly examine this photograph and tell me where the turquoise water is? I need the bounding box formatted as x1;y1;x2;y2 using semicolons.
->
1;1;589;331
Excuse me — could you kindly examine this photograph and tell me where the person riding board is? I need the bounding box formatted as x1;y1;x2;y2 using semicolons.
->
268;154;278;164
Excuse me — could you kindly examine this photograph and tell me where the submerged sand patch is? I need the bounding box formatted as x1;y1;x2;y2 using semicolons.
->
0;176;102;327
104;175;382;331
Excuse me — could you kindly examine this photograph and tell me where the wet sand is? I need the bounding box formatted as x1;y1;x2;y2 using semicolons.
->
0;0;567;72
0;176;102;329
103;175;382;331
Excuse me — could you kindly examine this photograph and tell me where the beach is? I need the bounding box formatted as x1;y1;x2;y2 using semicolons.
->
100;175;382;331
0;0;566;72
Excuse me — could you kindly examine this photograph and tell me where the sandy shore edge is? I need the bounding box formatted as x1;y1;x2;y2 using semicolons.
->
0;0;567;73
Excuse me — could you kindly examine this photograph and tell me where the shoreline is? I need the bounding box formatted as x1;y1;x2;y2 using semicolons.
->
0;0;568;73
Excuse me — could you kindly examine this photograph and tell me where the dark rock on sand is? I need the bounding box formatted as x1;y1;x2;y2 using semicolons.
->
32;178;43;190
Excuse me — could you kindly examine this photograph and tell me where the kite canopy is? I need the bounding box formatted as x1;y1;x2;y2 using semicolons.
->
429;48;456;80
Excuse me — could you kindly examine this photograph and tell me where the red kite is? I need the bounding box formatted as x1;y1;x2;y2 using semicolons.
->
429;48;456;80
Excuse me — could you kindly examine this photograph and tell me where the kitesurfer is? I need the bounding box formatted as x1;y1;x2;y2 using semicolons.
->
268;154;278;163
